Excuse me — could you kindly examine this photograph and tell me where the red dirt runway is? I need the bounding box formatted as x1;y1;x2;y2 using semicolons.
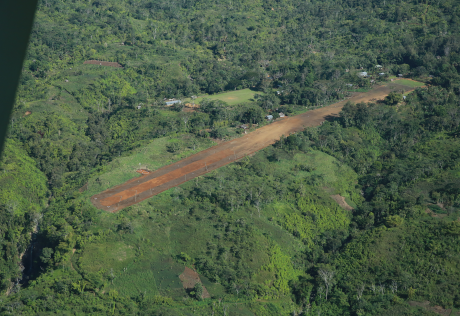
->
91;82;418;212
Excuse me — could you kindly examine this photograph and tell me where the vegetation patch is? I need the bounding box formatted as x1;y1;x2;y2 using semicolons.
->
77;241;135;273
192;89;257;106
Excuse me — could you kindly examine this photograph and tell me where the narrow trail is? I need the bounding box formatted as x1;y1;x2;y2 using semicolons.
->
92;81;418;212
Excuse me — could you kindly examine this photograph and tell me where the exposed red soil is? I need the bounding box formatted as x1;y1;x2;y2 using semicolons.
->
136;169;151;175
330;195;354;211
83;60;123;68
91;81;419;212
24;111;32;116
178;267;211;299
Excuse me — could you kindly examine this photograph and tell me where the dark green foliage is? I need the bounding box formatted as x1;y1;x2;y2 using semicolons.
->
2;0;460;315
193;282;203;301
384;92;403;105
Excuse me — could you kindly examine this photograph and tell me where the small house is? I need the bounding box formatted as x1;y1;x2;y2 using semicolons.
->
137;105;142;109
403;96;406;100
240;124;249;129
375;65;383;69
379;73;385;76
266;115;273;120
398;74;403;77
279;112;285;118
358;72;368;77
165;100;181;106
346;83;353;87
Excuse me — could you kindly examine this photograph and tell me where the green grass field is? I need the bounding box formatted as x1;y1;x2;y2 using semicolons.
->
189;88;257;106
82;134;216;198
394;79;425;88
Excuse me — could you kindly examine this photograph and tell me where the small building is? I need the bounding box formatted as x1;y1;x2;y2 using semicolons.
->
240;124;249;129
379;73;385;76
278;112;285;118
398;74;403;77
403;96;406;100
358;72;368;77
266;115;273;120
375;65;383;68
276;91;281;95
165;100;181;106
346;83;353;87
137;105;142;109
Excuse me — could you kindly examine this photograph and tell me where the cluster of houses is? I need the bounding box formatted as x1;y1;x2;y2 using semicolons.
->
357;65;406;79
239;112;284;131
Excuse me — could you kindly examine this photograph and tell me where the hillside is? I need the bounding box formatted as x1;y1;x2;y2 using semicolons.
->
0;0;459;315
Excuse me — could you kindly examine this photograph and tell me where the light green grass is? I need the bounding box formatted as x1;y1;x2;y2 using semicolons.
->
188;88;257;106
83;134;216;197
77;241;135;273
292;151;359;198
393;79;425;88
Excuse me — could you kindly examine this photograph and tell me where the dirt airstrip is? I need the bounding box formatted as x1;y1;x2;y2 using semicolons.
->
91;81;420;212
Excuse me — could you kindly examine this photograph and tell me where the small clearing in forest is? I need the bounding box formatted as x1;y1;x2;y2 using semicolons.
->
330;195;354;211
178;267;211;299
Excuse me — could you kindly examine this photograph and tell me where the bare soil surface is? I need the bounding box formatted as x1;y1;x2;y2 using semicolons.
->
408;301;452;316
83;60;123;68
330;195;354;211
136;169;151;175
92;81;419;212
178;267;211;299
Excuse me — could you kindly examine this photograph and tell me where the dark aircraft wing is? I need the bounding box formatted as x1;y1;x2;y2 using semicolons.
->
0;0;38;155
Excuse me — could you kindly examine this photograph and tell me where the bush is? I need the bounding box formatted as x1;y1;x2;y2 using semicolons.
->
385;215;404;227
384;92;403;105
193;282;203;300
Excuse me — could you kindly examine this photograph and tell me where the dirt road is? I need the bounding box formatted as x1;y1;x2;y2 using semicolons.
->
91;82;418;212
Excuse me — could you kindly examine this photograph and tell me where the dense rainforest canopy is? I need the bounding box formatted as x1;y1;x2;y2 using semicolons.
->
0;0;459;315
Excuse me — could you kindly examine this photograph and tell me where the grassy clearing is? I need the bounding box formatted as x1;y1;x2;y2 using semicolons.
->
288;151;359;199
25;86;87;121
82;134;216;197
77;241;135;273
394;79;425;88
189;88;257;106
